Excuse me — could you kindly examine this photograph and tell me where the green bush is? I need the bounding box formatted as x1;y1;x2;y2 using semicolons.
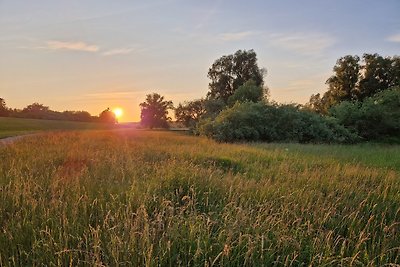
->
198;102;358;143
227;80;264;106
330;87;400;141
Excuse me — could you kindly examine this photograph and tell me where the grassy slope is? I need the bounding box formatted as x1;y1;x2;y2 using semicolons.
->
0;117;115;138
0;130;399;266
254;143;400;171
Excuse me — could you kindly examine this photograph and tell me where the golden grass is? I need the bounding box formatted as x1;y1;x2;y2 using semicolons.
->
0;129;399;266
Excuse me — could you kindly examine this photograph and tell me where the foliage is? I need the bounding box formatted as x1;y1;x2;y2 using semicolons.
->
20;102;51;119
359;54;400;99
203;98;226;119
174;99;206;128
199;102;358;143
0;130;399;265
62;111;93;122
0;98;9;117
326;55;360;102
1;99;106;123
227;79;265;106
140;93;173;128
330;86;400;141
308;54;400;113
207;49;265;103
98;108;117;124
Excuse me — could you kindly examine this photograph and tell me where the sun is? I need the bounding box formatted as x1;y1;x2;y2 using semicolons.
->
113;108;123;118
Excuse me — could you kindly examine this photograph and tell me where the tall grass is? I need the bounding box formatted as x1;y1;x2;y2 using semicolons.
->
0;130;399;266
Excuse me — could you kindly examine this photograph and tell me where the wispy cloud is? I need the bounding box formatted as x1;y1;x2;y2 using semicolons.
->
269;32;335;55
386;33;400;43
46;40;99;52
219;31;257;42
102;46;147;56
21;40;146;56
103;48;135;56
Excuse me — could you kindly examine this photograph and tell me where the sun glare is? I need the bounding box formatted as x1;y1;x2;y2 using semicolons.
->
113;108;123;118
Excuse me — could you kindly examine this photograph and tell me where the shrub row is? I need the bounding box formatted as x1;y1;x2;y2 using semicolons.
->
198;102;358;143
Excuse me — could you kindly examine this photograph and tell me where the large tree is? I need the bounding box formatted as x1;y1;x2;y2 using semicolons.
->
207;49;265;103
140;93;173;128
308;53;400;113
358;54;400;99
326;55;360;102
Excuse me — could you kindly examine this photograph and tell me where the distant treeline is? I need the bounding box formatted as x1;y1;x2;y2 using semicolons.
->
0;101;117;124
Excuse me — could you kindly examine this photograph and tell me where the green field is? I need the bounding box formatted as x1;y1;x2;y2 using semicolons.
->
0;117;115;138
0;129;399;266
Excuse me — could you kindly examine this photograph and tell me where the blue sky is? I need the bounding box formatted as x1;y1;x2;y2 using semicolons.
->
1;0;399;121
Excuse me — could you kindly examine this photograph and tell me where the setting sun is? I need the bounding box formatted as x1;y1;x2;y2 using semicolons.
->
113;108;123;119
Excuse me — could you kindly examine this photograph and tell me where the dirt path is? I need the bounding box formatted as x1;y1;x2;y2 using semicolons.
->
0;134;38;146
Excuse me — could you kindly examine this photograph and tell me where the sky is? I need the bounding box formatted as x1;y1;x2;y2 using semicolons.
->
1;0;399;122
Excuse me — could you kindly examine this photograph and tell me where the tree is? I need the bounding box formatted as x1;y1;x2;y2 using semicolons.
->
140;93;173;128
358;54;399;100
308;53;400;113
21;103;51;119
330;86;400;141
99;108;117;124
227;79;265;106
207;49;265;103
326;55;360;103
175;99;206;128
63;110;93;122
0;98;9;117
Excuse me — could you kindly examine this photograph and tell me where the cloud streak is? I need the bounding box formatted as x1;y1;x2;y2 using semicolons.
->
219;31;257;42
269;32;335;55
102;46;147;56
46;40;99;52
103;48;136;56
24;40;145;57
387;34;400;43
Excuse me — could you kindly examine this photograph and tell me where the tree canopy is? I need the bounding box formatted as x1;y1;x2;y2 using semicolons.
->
227;79;266;106
140;93;173;128
20;103;51;119
207;49;265;103
308;54;400;113
175;99;206;128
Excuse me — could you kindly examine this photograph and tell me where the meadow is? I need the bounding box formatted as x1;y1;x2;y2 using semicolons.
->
0;129;399;266
0;117;115;138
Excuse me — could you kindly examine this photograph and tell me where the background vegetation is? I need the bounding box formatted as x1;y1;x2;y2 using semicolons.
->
0;101;117;124
174;50;400;144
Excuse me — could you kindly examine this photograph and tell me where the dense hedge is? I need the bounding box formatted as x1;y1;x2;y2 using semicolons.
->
198;102;358;143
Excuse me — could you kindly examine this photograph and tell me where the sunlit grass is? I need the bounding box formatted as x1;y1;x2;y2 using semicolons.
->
0;130;399;266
